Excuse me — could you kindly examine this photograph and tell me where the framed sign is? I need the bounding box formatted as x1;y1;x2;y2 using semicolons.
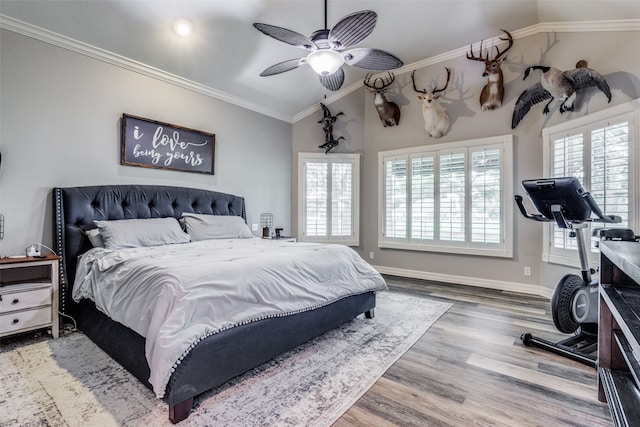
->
121;114;215;175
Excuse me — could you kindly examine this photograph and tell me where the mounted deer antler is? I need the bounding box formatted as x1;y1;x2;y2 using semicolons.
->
363;72;401;127
466;29;513;111
411;67;451;138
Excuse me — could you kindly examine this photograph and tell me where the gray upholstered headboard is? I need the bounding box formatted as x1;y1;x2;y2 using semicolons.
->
53;185;246;314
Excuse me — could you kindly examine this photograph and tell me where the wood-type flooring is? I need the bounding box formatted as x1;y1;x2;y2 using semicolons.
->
335;275;612;427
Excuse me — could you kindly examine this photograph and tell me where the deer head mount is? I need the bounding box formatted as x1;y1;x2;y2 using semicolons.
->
363;72;401;127
466;29;513;111
411;67;451;139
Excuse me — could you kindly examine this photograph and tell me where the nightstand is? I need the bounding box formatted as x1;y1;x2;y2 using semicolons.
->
262;236;297;243
0;255;61;339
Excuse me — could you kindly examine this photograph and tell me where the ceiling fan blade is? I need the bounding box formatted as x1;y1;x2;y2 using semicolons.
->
329;10;377;49
253;23;317;50
344;48;403;71
260;58;305;76
319;67;345;91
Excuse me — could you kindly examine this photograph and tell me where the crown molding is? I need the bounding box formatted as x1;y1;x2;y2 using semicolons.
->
2;14;638;124
294;19;640;122
0;14;292;123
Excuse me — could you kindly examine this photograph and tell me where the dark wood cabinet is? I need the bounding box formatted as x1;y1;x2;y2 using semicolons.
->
598;241;640;426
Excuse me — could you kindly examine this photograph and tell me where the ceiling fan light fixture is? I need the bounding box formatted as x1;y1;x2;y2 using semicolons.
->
306;50;344;76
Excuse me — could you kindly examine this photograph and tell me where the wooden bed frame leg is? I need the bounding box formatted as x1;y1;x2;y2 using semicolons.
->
169;397;193;424
365;309;375;319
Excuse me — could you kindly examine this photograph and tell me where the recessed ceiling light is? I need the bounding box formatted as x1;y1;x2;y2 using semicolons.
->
173;19;193;37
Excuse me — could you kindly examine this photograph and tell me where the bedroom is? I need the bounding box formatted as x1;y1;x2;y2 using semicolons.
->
1;0;640;425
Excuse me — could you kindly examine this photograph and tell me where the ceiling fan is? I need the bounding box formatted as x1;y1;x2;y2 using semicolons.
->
253;0;403;91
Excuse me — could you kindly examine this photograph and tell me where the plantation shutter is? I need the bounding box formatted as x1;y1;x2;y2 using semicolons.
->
299;153;360;245
379;135;513;257
410;155;435;240
304;161;328;237
545;105;636;266
439;151;466;242
384;157;407;239
331;161;353;237
590;121;630;228
471;147;502;244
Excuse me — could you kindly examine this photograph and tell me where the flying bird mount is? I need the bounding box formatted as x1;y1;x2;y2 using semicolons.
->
511;60;612;128
318;103;344;153
253;1;403;91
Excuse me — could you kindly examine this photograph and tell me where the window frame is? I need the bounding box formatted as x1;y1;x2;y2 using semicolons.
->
541;100;640;268
297;152;360;246
378;134;514;258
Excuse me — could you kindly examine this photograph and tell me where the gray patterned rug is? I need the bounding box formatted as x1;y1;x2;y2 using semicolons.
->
0;291;450;427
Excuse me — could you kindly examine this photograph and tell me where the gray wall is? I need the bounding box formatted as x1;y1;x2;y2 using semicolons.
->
3;26;639;297
0;30;292;256
293;30;640;296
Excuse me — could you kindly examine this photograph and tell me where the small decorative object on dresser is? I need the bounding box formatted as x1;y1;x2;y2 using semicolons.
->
0;255;60;339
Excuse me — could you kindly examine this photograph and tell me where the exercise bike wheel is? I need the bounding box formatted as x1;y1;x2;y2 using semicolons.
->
551;274;585;333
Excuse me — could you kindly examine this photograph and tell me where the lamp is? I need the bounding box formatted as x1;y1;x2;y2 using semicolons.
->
260;213;273;238
306;50;344;76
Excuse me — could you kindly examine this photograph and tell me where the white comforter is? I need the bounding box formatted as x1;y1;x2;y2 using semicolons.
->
73;238;387;397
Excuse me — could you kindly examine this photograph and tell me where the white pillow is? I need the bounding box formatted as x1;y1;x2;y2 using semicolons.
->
94;217;190;249
83;228;104;248
182;213;254;240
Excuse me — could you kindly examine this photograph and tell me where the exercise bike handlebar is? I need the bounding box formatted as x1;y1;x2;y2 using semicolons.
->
580;191;622;223
514;192;621;224
514;195;550;222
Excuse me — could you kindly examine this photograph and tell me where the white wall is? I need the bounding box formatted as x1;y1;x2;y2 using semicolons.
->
293;29;640;296
0;30;292;256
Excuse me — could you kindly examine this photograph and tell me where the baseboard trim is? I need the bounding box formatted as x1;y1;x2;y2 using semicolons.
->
373;265;552;299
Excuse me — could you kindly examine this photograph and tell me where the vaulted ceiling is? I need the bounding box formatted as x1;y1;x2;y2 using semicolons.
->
1;1;638;122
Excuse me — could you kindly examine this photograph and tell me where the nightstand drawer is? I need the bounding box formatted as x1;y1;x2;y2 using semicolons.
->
0;287;51;313
0;306;52;335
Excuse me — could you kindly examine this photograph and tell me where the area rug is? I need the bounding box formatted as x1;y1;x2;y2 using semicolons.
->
0;291;450;427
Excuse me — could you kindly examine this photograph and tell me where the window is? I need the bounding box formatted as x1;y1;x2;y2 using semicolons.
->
298;153;360;245
378;135;514;257
542;100;639;267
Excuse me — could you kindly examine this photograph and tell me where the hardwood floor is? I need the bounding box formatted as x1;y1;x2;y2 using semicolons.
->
334;276;612;427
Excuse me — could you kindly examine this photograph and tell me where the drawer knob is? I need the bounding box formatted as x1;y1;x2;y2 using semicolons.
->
12;298;19;305
12;318;19;325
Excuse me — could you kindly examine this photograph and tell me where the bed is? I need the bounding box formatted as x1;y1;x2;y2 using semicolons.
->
53;184;386;423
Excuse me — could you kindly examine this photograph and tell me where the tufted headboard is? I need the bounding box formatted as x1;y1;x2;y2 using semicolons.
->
53;185;246;314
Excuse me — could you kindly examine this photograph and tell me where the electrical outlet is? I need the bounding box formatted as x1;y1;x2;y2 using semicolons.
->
369;252;374;260
524;266;531;277
251;223;258;232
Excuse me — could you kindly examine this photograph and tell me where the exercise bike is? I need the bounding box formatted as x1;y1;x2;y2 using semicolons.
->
514;177;636;367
